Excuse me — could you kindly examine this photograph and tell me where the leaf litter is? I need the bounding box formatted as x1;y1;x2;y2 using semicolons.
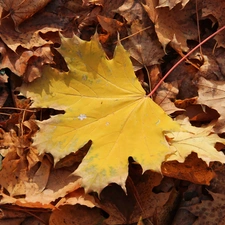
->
0;0;225;224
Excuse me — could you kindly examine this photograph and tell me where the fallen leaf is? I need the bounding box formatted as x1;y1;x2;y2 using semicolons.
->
49;204;104;225
19;33;180;192
166;116;225;165
157;0;189;9
115;0;164;70
97;15;124;34
196;77;225;133
154;82;184;114
0;0;51;28
97;170;171;224
185;191;225;225
162;152;215;185
0;17;59;52
202;0;225;48
143;0;198;51
19;34;225;193
122;19;164;71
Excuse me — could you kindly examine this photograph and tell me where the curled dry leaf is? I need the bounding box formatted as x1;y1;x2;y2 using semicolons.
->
157;0;189;9
116;0;164;70
0;0;51;28
143;0;198;52
197;77;225;133
0;18;59;52
97;170;171;224
166;116;225;165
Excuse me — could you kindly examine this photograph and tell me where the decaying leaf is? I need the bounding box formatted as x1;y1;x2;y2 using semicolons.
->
143;0;198;51
19;34;225;192
0;0;51;28
157;0;189;9
49;204;104;225
202;0;225;48
185;191;225;225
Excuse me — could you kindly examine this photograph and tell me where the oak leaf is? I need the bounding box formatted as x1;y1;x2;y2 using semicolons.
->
19;34;225;192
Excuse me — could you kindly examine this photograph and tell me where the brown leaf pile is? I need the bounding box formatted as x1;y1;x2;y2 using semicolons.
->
0;0;225;224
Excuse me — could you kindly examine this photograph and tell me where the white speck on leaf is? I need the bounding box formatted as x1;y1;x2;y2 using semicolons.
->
106;122;110;126
78;114;87;120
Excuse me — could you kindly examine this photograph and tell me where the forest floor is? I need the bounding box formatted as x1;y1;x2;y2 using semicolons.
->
0;0;225;224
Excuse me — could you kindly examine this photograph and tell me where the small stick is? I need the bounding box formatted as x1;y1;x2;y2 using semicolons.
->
148;25;225;97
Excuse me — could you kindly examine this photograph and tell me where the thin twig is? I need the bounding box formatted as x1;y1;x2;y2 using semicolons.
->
148;25;225;97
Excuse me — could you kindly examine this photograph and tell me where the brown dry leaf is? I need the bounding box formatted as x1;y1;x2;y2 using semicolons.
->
0;150;28;197
0;0;51;28
97;170;171;224
209;164;225;194
0;39;33;76
24;162;82;205
202;0;225;48
0;18;59;52
128;170;171;224
143;0;198;52
24;45;54;82
196;77;225;133
163;56;198;99
185;191;225;225
0;205;51;225
49;205;104;225
115;0;144;24
157;0;189;9
154;82;184;114
0;206;28;225
97;15;124;35
184;105;220;123
0;40;53;80
0;128;17;157
188;48;224;81
122;19;164;71
116;0;164;71
162;152;215;185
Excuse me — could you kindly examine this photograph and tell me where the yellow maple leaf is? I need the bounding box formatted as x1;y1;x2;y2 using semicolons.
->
19;34;225;192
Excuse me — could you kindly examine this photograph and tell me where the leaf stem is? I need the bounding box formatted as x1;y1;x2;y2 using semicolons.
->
148;25;225;97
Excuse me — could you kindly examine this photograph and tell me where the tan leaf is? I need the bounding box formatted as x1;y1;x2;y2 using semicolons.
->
157;0;189;9
196;77;225;133
166;116;225;165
